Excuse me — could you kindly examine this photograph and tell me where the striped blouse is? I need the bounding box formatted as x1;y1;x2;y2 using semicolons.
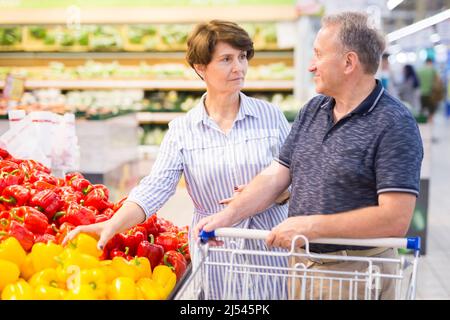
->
127;91;291;299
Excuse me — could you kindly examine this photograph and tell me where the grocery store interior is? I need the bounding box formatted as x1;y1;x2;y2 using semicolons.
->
0;0;449;300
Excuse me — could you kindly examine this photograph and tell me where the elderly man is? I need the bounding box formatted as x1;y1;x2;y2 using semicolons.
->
194;11;423;300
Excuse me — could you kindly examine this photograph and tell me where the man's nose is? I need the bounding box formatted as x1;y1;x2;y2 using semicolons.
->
308;59;316;73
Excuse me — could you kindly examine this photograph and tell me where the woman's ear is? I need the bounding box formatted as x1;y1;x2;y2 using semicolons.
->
193;64;206;80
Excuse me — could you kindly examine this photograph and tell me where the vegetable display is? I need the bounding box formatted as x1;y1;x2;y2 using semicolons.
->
0;148;189;299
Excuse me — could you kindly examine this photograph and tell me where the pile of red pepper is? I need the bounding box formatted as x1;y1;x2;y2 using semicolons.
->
0;148;190;280
102;214;189;280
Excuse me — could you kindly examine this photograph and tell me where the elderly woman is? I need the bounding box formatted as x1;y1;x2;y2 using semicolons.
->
63;20;290;299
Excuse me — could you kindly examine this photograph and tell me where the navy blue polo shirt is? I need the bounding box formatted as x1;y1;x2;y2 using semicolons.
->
276;80;423;252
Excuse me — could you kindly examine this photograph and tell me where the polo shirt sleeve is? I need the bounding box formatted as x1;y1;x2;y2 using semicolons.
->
274;108;303;169
375;116;424;197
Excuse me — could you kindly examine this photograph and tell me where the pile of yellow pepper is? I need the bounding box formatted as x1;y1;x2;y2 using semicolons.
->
0;233;177;300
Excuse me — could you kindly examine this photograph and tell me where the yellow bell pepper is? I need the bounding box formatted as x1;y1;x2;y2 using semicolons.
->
107;277;137;300
99;260;119;283
20;254;35;281
56;248;101;271
65;284;98;300
30;242;64;273
67;233;102;258
77;268;107;300
33;285;66;300
29;268;65;289
111;256;151;281
136;278;165;300
1;279;34;300
0;237;26;268
152;265;176;299
0;259;20;291
135;257;152;279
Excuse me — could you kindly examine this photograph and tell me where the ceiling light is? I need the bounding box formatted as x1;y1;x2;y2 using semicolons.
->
386;9;450;43
430;33;441;43
387;0;404;11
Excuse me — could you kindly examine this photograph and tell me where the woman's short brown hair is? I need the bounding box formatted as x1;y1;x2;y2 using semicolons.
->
186;20;254;70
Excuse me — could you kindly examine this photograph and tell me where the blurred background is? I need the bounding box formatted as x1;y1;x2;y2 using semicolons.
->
0;0;449;299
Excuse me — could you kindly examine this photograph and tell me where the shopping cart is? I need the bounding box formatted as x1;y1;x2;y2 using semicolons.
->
173;228;420;300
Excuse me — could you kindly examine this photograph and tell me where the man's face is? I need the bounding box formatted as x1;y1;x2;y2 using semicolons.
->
308;25;346;96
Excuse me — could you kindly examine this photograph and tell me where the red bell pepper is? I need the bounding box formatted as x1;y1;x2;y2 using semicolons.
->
163;250;187;281
8;220;35;251
45;223;59;236
20;159;51;175
121;228;146;257
34;233;56;244
29;171;59;186
0;185;31;206
177;229;190;262
93;184;109;199
139;214;160;237
155;232;179;252
33;180;58;192
0;210;11;231
64;172;84;186
110;247;131;260
100;233;124;260
83;187;112;211
56;202;96;227
113;196;127;212
157;216;178;233
0;148;12;160
136;235;164;270
0;160;18;171
70;178;93;195
29;189;64;220
0;169;25;193
11;206;49;234
54;222;75;244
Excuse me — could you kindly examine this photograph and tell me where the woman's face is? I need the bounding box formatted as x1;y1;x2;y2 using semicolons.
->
195;41;248;94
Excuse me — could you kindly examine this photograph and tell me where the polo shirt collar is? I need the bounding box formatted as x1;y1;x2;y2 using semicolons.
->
320;79;384;116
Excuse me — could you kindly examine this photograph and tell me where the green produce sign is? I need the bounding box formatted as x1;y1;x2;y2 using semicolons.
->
2;0;295;8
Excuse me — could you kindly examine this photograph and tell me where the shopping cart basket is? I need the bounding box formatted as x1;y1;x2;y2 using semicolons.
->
173;228;420;300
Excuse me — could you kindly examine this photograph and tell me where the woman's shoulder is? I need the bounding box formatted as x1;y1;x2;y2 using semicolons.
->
242;94;285;119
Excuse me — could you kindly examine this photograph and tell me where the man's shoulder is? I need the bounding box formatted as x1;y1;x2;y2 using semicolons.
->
305;94;331;110
376;90;417;124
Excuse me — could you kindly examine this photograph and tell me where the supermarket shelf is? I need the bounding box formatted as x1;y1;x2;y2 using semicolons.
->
0;51;294;60
0;79;294;91
0;6;298;24
137;112;186;124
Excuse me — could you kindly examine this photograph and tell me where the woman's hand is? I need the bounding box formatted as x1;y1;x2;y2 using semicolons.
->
218;184;246;205
61;220;116;250
193;208;237;245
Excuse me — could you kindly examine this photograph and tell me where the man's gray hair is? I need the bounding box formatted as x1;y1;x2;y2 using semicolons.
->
322;11;386;75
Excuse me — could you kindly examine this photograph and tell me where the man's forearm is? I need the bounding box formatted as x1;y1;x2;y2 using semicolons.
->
310;197;415;240
226;162;291;224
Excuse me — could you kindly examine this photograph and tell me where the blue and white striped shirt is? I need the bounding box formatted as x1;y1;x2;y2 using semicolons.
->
127;91;291;299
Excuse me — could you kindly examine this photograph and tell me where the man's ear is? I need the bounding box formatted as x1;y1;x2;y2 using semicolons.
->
344;51;358;74
193;64;206;80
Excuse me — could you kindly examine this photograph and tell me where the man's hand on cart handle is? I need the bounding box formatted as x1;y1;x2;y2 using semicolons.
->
267;216;316;249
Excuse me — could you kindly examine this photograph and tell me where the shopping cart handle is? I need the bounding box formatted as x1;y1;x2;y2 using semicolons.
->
199;230;216;242
199;228;422;251
407;237;421;251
